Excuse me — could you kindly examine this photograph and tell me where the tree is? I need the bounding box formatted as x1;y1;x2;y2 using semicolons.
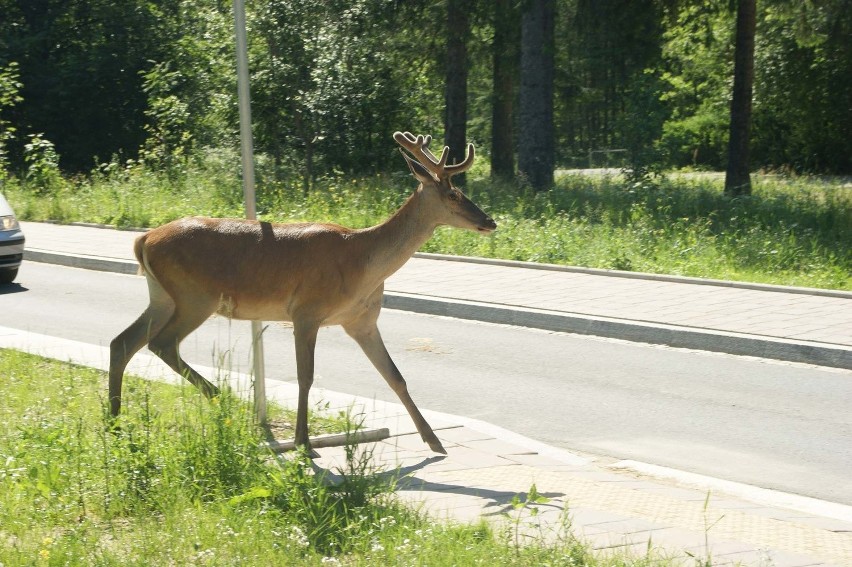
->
656;2;733;170
490;0;519;180
725;0;756;196
0;0;177;172
519;0;555;191
559;0;663;169
252;0;427;186
444;0;470;185
0;62;22;177
752;0;852;173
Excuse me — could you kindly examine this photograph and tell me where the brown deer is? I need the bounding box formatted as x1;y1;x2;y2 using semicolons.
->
109;131;496;454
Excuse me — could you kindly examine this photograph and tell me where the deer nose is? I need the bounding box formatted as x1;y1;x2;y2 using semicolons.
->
482;217;497;231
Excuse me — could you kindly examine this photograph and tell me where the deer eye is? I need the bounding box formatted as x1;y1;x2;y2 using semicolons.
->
448;191;461;202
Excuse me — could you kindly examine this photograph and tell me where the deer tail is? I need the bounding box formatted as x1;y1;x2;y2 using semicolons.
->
133;233;148;276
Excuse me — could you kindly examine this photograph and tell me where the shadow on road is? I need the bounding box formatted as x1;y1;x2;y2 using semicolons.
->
0;282;28;295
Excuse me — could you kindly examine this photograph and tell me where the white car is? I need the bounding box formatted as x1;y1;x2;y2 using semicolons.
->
0;193;25;284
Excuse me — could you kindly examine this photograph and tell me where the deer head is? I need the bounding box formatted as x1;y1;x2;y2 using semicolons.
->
394;131;497;233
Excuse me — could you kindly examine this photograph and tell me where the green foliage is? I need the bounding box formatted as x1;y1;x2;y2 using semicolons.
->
0;61;22;178
250;0;436;188
22;133;62;193
0;0;173;171
656;0;852;174
139;62;194;172
556;0;664;166
430;172;851;290
657;1;734;170
1;0;851;175
751;1;852;173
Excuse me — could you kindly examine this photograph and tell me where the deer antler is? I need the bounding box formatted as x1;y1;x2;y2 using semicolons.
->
393;131;474;178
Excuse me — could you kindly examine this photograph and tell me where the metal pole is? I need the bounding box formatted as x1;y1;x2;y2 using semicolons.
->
233;0;266;423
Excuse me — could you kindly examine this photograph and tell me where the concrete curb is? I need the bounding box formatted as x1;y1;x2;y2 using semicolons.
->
26;248;139;275
25;248;852;370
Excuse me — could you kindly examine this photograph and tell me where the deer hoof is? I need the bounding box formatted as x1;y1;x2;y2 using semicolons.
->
427;439;447;455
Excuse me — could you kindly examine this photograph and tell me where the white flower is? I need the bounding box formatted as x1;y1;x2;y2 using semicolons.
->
192;549;215;564
286;525;309;548
378;516;396;527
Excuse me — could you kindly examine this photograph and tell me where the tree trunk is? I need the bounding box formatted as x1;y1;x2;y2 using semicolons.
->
445;0;469;185
724;0;756;197
519;0;555;191
491;0;519;181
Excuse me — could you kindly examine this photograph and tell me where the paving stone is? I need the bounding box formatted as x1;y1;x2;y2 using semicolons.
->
591;517;668;535
425;446;518;469
709;550;772;566
635;485;713;502
758;548;831;567
370;448;439;471
502;452;585;468
384;432;442;452
684;539;756;557
785;516;852;533
567;507;633;527
641;526;718;550
557;469;642;482
462;437;536;456
708;498;765;511
582;530;655;551
432;425;495;443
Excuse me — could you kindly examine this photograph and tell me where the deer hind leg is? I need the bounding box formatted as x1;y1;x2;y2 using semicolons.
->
344;318;447;455
109;276;175;418
146;298;220;400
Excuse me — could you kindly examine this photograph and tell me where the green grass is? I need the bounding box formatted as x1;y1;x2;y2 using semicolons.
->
4;154;849;290
0;349;679;566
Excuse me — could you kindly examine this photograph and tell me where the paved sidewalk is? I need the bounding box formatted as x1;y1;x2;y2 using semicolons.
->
2;327;851;566
19;220;852;369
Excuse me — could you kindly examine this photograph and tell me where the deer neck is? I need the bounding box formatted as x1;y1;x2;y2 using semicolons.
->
360;188;437;282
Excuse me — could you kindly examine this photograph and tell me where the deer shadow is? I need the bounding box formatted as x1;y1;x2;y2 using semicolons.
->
311;455;565;517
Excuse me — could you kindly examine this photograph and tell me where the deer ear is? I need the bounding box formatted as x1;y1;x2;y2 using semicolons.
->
400;149;438;185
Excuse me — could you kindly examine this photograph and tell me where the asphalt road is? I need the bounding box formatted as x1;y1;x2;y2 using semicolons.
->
4;261;852;505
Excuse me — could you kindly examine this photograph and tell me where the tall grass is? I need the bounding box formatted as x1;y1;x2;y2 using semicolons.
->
4;151;849;289
452;173;851;289
1;349;679;566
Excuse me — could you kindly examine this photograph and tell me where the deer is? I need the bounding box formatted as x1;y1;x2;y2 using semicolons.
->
108;131;496;454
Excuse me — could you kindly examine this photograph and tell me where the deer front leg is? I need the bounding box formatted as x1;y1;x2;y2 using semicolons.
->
344;317;447;455
293;320;320;452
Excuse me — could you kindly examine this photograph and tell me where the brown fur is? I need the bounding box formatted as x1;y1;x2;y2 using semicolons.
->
108;132;496;454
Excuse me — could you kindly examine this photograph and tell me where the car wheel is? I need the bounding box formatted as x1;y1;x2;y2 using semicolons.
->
0;267;18;284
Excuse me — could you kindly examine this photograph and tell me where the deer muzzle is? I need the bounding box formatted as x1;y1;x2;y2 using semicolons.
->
478;217;497;233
